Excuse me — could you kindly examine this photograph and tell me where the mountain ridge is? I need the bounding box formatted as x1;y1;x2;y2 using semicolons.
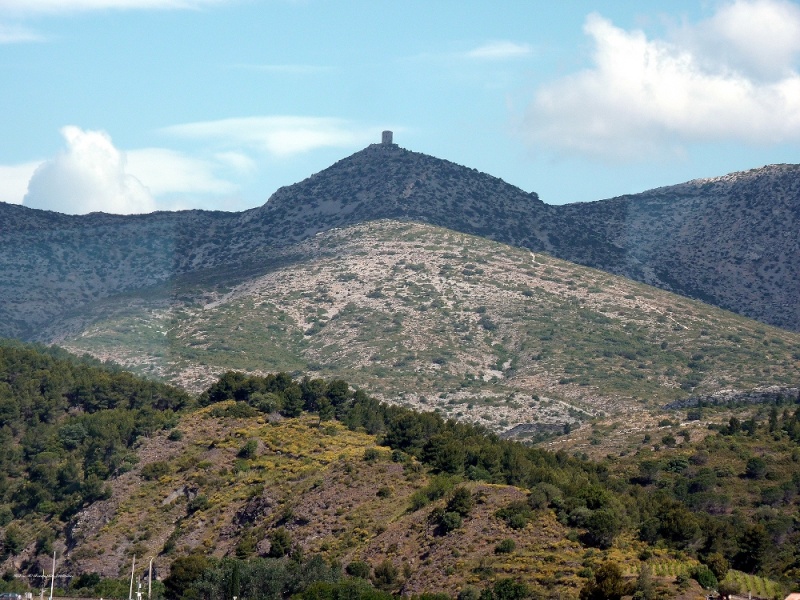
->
1;143;798;336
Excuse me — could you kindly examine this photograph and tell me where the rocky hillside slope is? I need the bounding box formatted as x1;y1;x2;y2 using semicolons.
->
48;221;800;439
553;164;800;333
1;143;798;336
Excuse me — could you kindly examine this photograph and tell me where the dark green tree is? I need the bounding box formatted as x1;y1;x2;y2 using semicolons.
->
164;554;212;600
281;386;304;418
704;552;729;581
583;508;623;549
580;562;628;600
268;528;292;558
446;487;474;517
345;560;372;579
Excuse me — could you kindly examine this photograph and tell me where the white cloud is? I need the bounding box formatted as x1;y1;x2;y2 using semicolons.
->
0;0;229;15
524;1;800;161
16;127;244;214
24;126;156;215
465;41;533;60
675;0;800;80
127;148;238;196
0;23;43;43
0;161;41;205
214;151;256;174
162;116;381;157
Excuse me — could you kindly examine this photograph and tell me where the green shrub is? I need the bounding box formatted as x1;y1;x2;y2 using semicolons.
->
267;527;292;557
429;507;462;533
491;578;530;600
187;495;209;514
346;560;372;579
372;559;398;590
238;439;258;459
691;565;718;589
494;539;516;554
495;501;533;530
141;461;171;480
446;487;474;517
210;402;258;418
439;511;462;533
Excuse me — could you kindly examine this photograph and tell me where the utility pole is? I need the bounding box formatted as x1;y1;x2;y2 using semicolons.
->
48;552;55;600
148;559;153;600
128;556;136;600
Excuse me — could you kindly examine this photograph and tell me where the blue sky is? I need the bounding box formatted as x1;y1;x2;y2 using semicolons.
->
3;0;800;214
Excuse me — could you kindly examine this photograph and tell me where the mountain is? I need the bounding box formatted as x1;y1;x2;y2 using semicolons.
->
41;221;800;440
2;142;799;340
552;164;800;332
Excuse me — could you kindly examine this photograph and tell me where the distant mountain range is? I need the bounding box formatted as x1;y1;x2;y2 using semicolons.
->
1;142;798;341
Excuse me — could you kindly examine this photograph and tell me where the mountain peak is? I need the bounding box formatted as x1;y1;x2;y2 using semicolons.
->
251;140;546;248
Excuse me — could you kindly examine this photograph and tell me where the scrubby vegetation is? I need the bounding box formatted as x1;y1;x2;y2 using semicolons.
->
0;344;798;599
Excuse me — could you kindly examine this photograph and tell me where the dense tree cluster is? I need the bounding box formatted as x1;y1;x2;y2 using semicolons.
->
164;553;390;600
0;341;189;526
629;404;800;583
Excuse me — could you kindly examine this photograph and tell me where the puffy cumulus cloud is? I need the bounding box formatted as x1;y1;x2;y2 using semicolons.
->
465;41;533;60
0;0;229;15
19;127;244;214
162;116;382;158
0;162;41;205
675;0;800;80
24;126;156;215
524;1;800;161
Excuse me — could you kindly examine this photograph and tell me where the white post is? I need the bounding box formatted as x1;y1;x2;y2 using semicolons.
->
148;558;153;600
129;556;136;600
48;552;55;600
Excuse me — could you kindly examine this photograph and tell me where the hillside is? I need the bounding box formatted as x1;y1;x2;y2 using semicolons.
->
553;164;800;333
1;346;798;599
1;143;799;340
45;220;800;439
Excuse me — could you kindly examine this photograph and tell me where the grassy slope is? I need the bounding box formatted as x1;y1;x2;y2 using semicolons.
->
53;221;800;437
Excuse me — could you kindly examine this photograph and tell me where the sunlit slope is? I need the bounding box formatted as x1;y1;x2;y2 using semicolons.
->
52;221;800;435
66;408;594;598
